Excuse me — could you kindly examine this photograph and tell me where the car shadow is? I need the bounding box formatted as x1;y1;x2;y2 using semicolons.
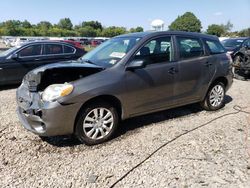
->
0;84;20;91
41;95;233;147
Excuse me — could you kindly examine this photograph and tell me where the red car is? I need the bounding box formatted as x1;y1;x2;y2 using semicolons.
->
63;40;83;49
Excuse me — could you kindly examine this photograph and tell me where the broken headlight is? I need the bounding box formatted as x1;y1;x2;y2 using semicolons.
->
42;83;74;102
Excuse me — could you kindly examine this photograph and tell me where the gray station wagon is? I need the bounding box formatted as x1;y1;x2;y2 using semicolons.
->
16;31;233;145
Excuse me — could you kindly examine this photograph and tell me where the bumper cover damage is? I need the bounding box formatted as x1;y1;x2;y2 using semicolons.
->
16;86;80;136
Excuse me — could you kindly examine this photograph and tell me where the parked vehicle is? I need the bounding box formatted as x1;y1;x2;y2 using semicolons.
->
79;38;91;45
62;40;83;49
0;41;85;85
222;37;250;79
91;39;104;46
16;31;233;145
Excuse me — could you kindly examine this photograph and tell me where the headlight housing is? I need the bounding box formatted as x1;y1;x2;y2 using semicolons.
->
42;83;74;102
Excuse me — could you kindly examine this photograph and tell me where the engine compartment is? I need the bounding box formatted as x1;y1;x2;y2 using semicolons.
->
36;67;103;91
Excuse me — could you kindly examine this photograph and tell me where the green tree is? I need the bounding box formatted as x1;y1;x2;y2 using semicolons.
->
101;26;127;37
1;20;22;36
238;28;250;37
77;26;97;37
58;18;73;30
82;21;103;31
207;24;225;37
130;26;144;33
22;20;32;29
169;12;202;32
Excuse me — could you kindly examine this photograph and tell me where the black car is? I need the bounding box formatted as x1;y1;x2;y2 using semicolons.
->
222;37;250;79
0;41;85;85
16;31;233;145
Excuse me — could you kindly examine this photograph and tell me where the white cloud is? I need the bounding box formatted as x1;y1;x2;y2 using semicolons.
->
214;12;223;16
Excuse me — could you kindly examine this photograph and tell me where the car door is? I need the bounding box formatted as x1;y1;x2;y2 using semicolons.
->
1;44;43;84
41;43;71;64
124;36;177;116
173;36;211;104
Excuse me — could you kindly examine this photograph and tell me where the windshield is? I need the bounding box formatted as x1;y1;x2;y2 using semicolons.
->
0;46;18;57
81;37;141;67
221;39;244;48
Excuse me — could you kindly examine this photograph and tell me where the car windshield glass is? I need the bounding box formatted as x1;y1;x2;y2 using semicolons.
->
0;46;18;57
81;37;141;67
221;39;244;47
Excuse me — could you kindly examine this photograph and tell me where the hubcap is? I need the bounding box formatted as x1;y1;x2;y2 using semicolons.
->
83;108;114;140
209;85;224;107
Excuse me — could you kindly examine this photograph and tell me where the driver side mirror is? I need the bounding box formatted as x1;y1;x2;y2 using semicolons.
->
126;60;146;71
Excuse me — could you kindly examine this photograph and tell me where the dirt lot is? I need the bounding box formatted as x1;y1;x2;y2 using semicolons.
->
0;79;250;188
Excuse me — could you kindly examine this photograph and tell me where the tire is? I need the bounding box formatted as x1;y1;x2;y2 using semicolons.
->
200;82;226;111
75;102;119;145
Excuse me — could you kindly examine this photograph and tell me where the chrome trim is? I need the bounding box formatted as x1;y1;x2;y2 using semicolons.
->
7;42;76;59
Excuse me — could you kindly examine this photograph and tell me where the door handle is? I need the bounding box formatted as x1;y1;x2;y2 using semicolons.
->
204;62;212;67
34;58;41;61
168;67;178;74
0;67;3;70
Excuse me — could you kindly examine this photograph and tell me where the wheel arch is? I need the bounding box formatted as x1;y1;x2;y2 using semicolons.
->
74;95;123;132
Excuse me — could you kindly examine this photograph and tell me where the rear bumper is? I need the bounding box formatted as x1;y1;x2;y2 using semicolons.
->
16;85;81;136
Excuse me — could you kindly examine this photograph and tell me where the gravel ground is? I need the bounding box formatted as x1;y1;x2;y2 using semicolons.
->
0;79;250;188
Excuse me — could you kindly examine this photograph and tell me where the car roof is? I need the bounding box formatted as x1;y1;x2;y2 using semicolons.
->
116;31;218;40
20;40;75;47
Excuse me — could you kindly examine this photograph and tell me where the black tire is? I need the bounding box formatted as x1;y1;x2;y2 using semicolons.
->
75;102;119;145
200;82;226;111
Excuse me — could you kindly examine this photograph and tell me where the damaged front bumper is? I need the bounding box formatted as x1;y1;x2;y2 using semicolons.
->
16;83;81;136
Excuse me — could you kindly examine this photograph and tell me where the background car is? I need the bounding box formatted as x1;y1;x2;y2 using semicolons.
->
0;41;85;85
221;37;250;59
222;37;250;79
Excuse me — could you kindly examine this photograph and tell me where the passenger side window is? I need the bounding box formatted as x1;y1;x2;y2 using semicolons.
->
205;40;225;54
64;45;75;54
135;37;173;64
176;37;204;59
45;44;63;55
19;45;42;57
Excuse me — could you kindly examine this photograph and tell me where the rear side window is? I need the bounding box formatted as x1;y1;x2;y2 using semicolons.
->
176;37;204;59
64;45;75;54
45;44;63;55
205;40;225;54
19;45;42;57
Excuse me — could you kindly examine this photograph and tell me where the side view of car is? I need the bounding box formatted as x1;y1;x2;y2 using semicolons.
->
0;41;85;85
222;37;250;79
16;31;233;145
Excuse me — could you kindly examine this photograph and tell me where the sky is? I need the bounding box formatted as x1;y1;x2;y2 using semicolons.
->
0;0;250;31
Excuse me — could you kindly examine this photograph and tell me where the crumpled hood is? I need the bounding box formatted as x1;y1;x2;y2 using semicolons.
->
24;60;104;91
31;60;103;74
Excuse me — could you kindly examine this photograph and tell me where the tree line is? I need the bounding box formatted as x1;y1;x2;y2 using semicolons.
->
0;13;249;37
0;18;143;37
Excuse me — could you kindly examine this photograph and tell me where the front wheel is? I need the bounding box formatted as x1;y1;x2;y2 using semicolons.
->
75;102;119;145
200;82;226;111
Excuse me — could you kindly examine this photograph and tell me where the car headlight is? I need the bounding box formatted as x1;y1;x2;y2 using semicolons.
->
42;83;74;102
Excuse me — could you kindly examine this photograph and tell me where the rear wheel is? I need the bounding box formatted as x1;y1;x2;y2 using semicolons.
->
201;82;225;111
75;102;119;145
